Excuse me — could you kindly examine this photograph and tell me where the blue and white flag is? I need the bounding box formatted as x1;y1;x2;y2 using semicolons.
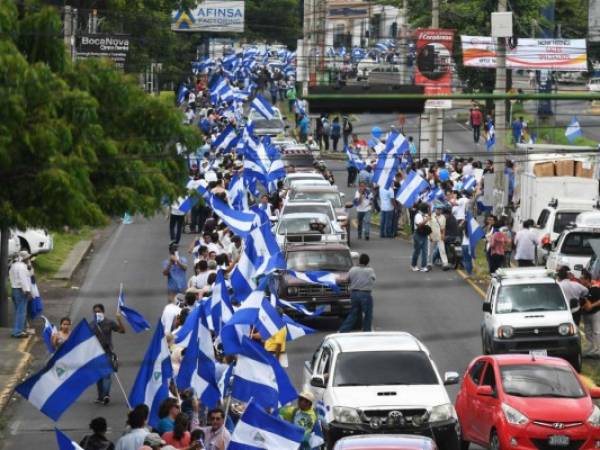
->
251;222;286;275
442;152;453;163
29;275;43;319
372;153;399;190
176;84;189;106
426;187;445;204
228;173;248;211
383;131;409;156
486;120;496;151
41;315;56;353
213;124;238;153
462;175;477;193
176;307;220;409
210;270;234;335
565;116;583;143
346;146;366;171
466;211;485;258
129;320;173;428
396;170;429;208
209;195;256;237
287;270;340;293
55;428;84;450
283;315;316;341
230;239;260;302
16;320;113;421
251;94;276;120
231;337;297;410
229;400;304;450
294;99;306;116
178;183;208;214
276;297;325;317
117;286;150;333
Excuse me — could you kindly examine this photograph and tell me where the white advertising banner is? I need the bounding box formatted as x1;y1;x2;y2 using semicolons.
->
172;1;245;33
461;36;497;68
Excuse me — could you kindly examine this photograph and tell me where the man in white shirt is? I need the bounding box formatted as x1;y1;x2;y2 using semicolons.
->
514;219;537;266
8;251;33;338
169;200;186;244
161;298;182;335
354;182;373;240
201;408;231;450
452;194;470;222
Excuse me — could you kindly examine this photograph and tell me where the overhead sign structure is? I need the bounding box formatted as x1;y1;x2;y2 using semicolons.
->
414;28;454;97
461;36;497;68
327;3;369;19
172;1;245;33
460;36;587;71
76;34;129;70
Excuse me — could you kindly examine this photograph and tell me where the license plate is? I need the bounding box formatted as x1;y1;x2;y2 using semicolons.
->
530;349;548;358
549;435;570;446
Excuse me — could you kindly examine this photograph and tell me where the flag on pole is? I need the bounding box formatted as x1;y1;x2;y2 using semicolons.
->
15;320;113;421
250;94;276;120
395;171;429;208
565;116;582;143
41;315;56;353
486;120;496;151
117;286;150;333
283;315;316;341
55;428;84;450
372;153;400;190
466;211;485;258
128;320;173;428
462;175;477;193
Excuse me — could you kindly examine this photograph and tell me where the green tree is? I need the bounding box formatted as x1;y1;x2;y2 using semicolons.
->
0;0;200;325
245;0;302;48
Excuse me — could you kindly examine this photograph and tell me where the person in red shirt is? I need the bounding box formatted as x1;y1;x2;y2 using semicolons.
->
470;106;483;143
162;413;191;449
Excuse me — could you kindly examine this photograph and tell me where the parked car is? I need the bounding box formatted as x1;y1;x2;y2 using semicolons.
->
456;354;600;450
302;332;460;450
15;228;53;255
481;268;581;371
274;212;342;248
248;106;286;136
279;201;346;242
333;434;438;450
283;172;326;190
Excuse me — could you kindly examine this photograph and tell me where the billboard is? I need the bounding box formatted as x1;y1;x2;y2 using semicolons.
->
172;1;245;33
327;2;369;19
460;36;588;71
414;28;454;96
507;38;587;71
76;34;129;70
461;36;497;68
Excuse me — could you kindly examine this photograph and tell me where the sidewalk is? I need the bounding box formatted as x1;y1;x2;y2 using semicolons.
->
0;329;34;413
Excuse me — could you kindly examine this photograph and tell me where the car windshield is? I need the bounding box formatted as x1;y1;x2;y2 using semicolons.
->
333;351;439;387
496;284;567;313
286;250;352;272
501;364;585;398
283;155;315;167
283;204;335;220
561;232;597;256
553;212;579;234
290;191;343;208
249;108;282;121
253;119;284;130
277;217;331;235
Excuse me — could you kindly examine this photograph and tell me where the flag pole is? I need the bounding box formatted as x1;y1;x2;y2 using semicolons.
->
113;372;132;410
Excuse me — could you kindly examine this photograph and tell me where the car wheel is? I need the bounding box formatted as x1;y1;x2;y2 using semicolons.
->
490;429;502;450
482;331;490;355
18;237;30;254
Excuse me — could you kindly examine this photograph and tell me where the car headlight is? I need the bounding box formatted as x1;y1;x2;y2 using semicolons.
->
501;403;528;426
429;403;457;423
588;405;600;427
498;326;514;339
558;323;576;336
287;287;298;296
332;406;361;424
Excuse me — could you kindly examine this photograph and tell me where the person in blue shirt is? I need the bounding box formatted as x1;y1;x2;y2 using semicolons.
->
162;242;188;302
511;116;523;146
298;114;309;143
331;117;341;152
408;136;417;156
156;398;179;436
378;185;396;238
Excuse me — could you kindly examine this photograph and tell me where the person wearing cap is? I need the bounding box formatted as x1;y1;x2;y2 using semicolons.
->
163;242;188;302
279;391;318;450
8;251;33;338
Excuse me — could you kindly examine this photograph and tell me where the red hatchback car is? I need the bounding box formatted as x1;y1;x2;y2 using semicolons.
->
456;354;600;450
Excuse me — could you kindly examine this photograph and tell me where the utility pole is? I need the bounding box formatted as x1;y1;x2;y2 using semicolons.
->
63;6;78;62
398;0;408;84
493;0;508;214
422;0;442;159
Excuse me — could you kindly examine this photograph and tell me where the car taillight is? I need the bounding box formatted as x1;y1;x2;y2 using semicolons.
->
541;234;551;246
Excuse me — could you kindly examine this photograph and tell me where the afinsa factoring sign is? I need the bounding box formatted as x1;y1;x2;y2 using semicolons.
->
172;1;245;33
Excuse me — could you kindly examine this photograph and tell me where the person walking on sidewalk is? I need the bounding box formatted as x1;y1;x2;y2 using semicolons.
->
470;106;482;143
379;185;395;238
354;182;373;240
90;303;125;405
339;254;376;332
412;203;431;272
9;251;33;338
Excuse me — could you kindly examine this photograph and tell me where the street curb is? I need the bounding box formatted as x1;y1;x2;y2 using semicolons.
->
0;335;35;414
52;239;93;281
456;269;488;299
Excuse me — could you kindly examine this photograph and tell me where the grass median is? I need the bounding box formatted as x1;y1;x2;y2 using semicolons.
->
34;227;94;279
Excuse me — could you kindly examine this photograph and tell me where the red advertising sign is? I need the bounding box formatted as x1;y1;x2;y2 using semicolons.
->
415;28;454;95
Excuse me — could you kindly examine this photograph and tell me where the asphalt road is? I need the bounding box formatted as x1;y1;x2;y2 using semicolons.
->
1;161;486;449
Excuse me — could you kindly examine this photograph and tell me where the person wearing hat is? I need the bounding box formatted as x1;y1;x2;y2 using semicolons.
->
8;251;33;338
279;391;318;450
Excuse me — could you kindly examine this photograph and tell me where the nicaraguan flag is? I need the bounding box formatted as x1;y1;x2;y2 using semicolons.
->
426;187;445;204
565;116;583;143
220;291;267;354
176;84;189;106
228;173;248;211
294;99;306;116
129;320;173;428
41;315;56;353
178;183;208;214
462;175;477;193
15;320;113;421
251;222;286;275
209;195;256;237
276;297;325;317
287;270;341;293
229;400;304;450
230;237;260;302
210;270;234;335
55;428;84;450
346;146;366;171
466;211;485;258
396;170;429;208
117;286;150;333
283;315;316;341
251;94;276;120
372;153;400;190
486;120;496;151
213;124;238;153
383;131;409;156
231;337;297;410
176;307;220;409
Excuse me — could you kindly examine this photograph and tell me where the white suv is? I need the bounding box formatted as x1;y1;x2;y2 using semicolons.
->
481;268;581;371
302;332;460;450
15;228;53;255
